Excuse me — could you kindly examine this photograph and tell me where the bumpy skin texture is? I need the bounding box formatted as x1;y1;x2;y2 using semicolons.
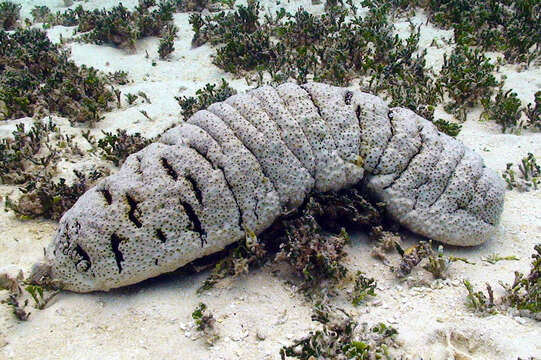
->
40;82;505;292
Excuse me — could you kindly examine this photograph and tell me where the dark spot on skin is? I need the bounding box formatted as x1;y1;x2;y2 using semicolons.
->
345;90;353;105
180;200;207;247
186;175;203;204
110;233;125;274
74;244;91;272
99;189;112;205
156;228;167;243
126;194;142;228
161;157;178;180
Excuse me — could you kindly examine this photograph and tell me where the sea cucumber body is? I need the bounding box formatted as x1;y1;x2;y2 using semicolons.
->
42;82;505;292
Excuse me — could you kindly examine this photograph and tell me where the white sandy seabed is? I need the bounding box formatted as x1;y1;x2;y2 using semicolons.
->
1;0;540;359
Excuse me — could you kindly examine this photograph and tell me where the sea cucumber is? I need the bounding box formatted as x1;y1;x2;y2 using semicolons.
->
32;82;505;292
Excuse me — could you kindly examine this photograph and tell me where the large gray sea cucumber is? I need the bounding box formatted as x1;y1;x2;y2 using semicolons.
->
31;82;506;292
